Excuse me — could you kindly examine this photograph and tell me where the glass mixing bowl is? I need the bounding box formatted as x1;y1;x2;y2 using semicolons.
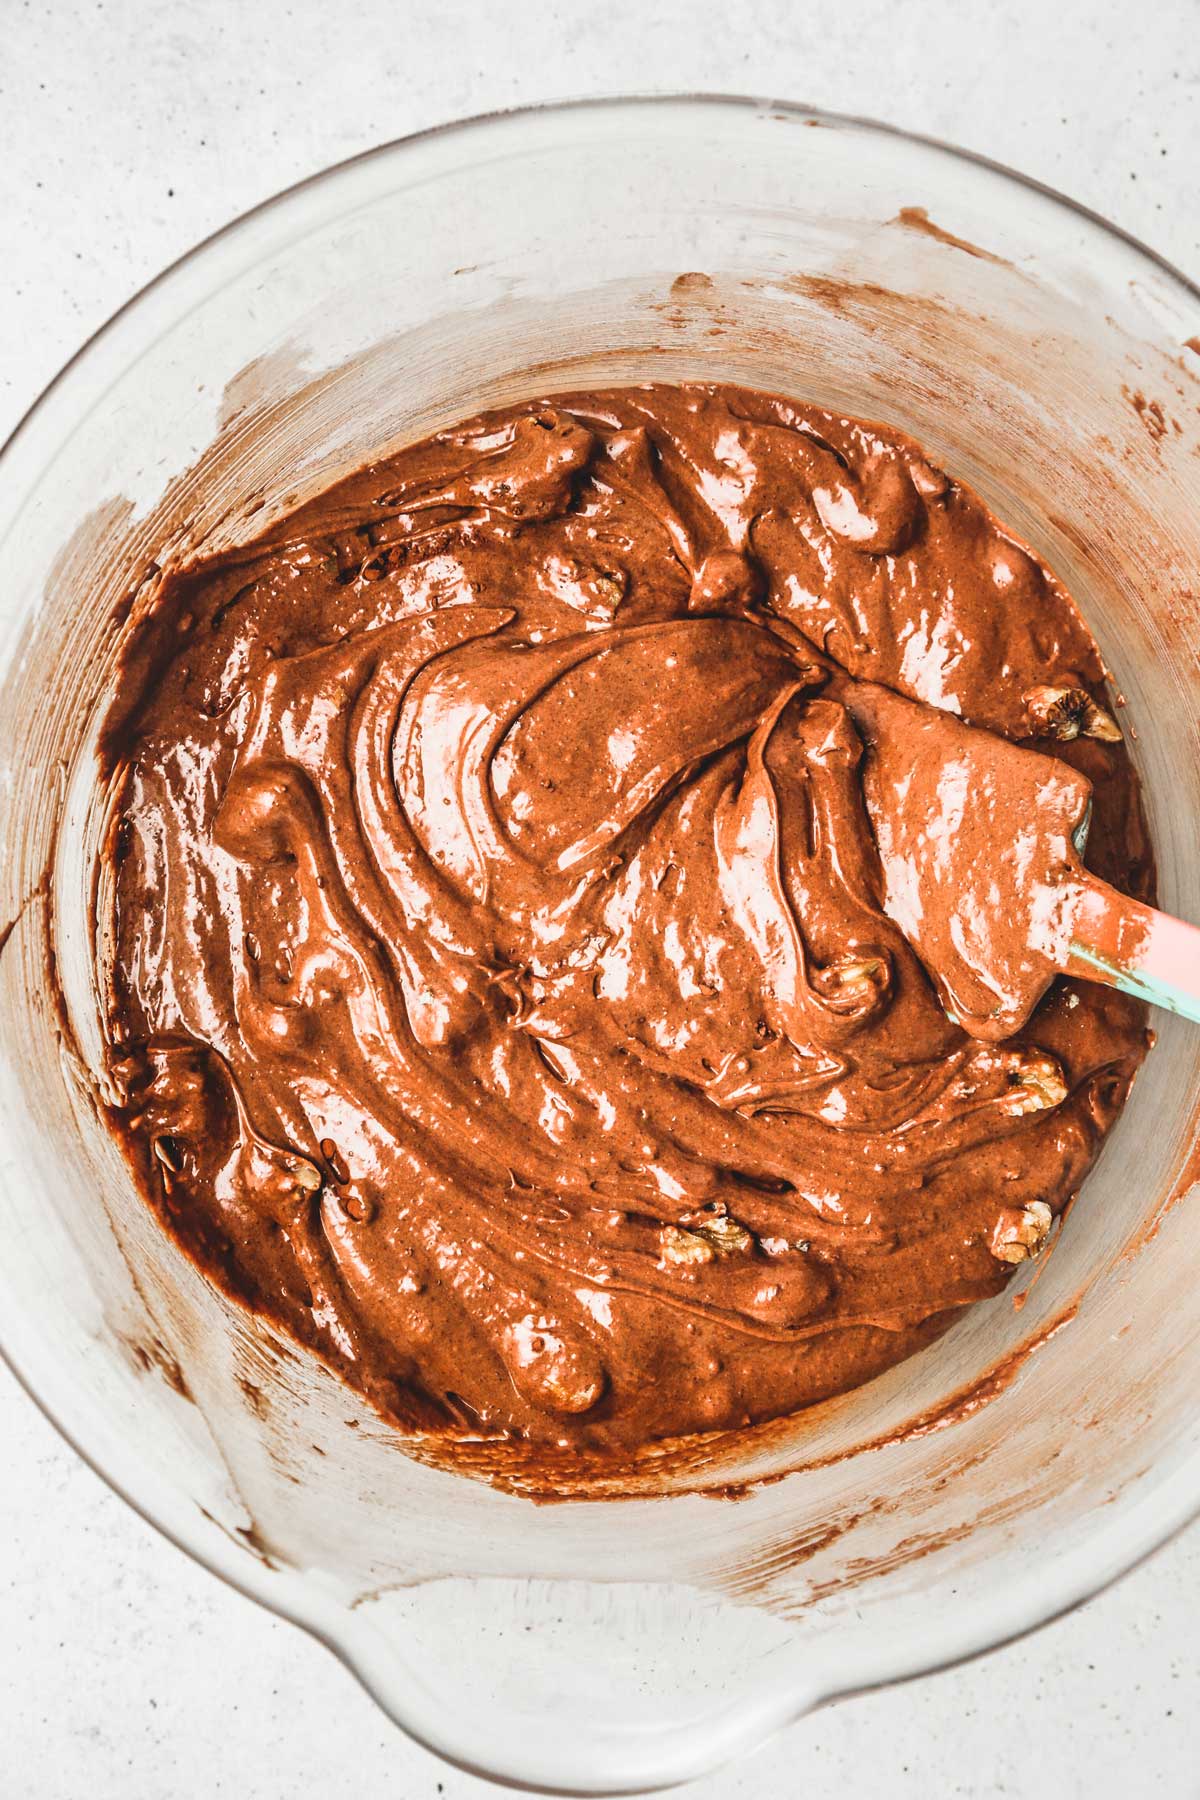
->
1;96;1199;1794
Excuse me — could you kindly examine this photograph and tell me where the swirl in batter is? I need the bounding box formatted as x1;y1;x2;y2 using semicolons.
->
98;384;1152;1454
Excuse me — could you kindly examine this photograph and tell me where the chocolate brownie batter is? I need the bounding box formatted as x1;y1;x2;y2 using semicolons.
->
97;384;1152;1454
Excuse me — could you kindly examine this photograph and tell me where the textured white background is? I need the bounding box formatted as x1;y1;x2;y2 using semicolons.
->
2;2;1199;1795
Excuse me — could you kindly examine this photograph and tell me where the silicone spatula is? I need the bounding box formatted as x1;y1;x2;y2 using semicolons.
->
839;678;1200;1039
1063;877;1200;1022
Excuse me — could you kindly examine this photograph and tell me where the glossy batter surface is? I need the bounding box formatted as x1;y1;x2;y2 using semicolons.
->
98;384;1152;1454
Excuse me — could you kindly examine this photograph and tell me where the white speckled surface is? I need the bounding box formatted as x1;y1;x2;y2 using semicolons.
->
2;3;1198;1794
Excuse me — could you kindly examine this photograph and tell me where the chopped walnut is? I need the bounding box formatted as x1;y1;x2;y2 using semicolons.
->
1023;684;1122;744
1003;1052;1069;1116
659;1225;716;1267
660;1210;754;1267
990;1200;1054;1263
692;1213;754;1254
592;572;626;607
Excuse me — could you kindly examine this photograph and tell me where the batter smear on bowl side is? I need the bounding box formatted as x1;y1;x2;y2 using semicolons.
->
96;384;1152;1454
